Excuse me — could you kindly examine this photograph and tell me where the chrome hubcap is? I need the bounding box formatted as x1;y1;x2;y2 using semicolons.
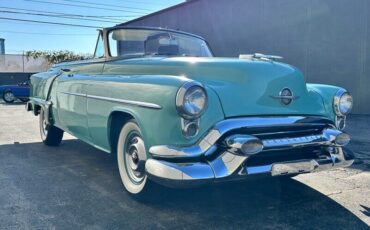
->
4;92;14;101
124;135;145;184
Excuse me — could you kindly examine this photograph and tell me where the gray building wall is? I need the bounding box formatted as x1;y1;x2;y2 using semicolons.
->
122;0;370;114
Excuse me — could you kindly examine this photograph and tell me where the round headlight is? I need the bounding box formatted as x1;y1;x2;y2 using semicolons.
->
334;90;353;116
176;81;207;119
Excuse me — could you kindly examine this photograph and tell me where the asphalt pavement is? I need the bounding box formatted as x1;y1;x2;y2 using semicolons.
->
0;102;369;229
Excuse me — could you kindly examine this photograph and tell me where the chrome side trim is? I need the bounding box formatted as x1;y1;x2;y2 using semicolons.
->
149;116;334;158
59;91;162;109
86;94;162;109
59;91;86;97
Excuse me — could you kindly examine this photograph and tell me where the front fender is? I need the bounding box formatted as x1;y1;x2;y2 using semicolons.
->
88;75;224;153
30;68;60;100
307;83;345;121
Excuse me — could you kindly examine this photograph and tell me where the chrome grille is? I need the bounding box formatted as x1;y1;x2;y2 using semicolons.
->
262;134;324;149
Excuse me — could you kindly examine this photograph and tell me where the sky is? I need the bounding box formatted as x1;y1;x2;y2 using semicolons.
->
0;0;184;54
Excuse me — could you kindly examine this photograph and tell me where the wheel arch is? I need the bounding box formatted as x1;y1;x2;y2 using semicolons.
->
3;88;12;93
107;109;143;155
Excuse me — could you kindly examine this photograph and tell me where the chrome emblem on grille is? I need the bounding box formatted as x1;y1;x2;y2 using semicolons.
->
270;88;299;105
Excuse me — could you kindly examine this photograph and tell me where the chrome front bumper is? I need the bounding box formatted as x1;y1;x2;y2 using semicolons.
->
145;116;354;187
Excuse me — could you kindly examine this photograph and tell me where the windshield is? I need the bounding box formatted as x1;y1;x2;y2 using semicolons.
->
108;28;213;58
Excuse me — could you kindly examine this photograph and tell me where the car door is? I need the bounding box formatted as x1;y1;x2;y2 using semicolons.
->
56;69;89;140
56;62;104;141
16;81;30;98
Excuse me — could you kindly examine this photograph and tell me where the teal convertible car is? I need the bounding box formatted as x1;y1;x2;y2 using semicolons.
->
27;26;354;197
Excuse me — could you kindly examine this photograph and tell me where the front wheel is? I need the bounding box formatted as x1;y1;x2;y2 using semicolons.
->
19;98;30;103
117;120;158;198
39;109;64;146
3;91;15;103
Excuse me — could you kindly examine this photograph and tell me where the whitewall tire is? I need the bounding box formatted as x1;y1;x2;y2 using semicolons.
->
117;120;155;197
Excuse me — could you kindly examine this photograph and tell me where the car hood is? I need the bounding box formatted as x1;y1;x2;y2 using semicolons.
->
0;85;17;91
104;57;328;118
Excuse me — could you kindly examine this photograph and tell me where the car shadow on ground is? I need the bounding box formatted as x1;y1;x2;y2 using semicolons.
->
0;139;368;229
0;101;27;106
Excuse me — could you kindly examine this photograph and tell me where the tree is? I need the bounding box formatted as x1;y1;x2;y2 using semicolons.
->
25;50;92;65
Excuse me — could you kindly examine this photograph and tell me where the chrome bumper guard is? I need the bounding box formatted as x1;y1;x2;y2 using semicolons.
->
25;101;33;112
27;97;53;123
146;116;354;187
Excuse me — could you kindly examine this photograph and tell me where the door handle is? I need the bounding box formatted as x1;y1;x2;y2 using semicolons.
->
59;68;73;77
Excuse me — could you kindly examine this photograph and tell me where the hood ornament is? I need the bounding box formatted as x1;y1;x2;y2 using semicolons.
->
270;88;299;105
239;53;283;62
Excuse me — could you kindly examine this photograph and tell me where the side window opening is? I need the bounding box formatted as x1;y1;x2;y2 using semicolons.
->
94;33;105;58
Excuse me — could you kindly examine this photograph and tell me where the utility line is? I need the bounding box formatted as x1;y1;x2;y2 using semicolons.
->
23;0;151;14
0;30;96;36
0;17;101;28
0;6;142;18
0;10;124;23
59;0;152;11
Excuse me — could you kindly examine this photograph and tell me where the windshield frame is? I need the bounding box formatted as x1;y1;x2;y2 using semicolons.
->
104;26;214;59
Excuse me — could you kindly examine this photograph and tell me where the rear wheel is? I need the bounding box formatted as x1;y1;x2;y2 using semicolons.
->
39;109;64;146
117;120;158;199
3;91;15;103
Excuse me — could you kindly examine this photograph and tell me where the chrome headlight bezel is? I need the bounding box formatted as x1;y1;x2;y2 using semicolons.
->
333;89;353;116
176;81;208;119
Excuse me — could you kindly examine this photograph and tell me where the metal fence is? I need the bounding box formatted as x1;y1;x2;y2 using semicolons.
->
0;54;49;73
